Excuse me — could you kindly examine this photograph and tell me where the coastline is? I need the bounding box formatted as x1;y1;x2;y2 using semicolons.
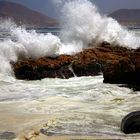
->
14;134;140;140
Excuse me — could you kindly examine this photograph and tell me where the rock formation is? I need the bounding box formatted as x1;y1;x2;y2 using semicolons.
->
121;111;140;134
103;45;140;90
12;42;140;90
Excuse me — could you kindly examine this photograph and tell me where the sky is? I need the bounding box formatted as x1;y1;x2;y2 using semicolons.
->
4;0;140;18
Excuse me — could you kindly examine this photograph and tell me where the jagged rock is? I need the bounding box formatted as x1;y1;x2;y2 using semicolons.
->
13;55;73;80
12;42;140;90
121;111;140;134
72;49;101;76
13;50;102;80
103;57;135;84
103;46;140;90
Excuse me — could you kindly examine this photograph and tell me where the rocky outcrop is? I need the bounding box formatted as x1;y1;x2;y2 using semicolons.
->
13;55;73;80
13;51;103;80
12;42;140;90
121;111;140;134
103;46;140;90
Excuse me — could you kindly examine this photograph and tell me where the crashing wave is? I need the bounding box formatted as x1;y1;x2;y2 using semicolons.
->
0;0;140;75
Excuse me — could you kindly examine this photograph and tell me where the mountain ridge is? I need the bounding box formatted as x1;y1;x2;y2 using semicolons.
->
109;9;140;26
0;1;58;26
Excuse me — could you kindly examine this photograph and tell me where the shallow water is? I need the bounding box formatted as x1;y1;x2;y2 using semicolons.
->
0;75;140;139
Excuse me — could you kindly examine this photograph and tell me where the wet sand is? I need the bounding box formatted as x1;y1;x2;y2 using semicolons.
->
14;134;140;140
32;135;123;140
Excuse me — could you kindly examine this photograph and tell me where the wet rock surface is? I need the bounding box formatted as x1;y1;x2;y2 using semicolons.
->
102;45;140;90
12;42;140;90
121;111;140;134
0;131;16;140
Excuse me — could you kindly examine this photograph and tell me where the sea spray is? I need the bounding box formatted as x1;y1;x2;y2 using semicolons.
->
60;0;140;48
0;0;140;76
11;28;61;58
0;20;61;75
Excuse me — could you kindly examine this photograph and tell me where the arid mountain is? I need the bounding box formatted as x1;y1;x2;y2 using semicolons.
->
0;1;58;26
109;9;140;26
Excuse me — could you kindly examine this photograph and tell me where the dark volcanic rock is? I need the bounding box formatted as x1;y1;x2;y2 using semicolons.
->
72;49;101;76
121;111;140;134
13;50;103;80
13;55;73;80
12;42;140;90
103;46;140;90
103;57;135;84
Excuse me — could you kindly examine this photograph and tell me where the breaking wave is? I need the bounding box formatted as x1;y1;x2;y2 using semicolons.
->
0;0;140;75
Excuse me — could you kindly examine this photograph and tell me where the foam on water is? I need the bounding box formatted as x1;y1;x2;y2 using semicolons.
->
0;75;140;138
0;0;140;76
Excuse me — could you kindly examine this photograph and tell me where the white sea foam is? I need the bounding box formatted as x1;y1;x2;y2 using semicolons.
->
60;0;140;48
0;20;61;75
0;0;140;75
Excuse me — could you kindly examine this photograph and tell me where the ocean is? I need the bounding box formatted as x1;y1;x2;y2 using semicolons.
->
0;0;140;139
0;74;140;138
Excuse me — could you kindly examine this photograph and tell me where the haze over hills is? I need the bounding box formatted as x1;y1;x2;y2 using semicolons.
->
0;1;58;27
109;9;140;26
0;1;140;28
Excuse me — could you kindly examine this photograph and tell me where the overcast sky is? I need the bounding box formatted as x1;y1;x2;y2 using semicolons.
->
5;0;140;18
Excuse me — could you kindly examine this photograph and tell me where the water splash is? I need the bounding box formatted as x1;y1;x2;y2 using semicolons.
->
0;0;140;75
60;0;140;48
0;20;61;75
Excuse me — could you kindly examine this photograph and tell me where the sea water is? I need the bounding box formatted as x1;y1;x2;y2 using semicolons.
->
0;0;140;139
0;74;140;139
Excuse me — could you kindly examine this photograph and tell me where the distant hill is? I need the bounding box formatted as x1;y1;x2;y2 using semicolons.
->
0;1;58;26
109;9;140;26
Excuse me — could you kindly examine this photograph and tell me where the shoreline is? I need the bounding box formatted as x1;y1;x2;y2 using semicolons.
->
14;134;140;140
